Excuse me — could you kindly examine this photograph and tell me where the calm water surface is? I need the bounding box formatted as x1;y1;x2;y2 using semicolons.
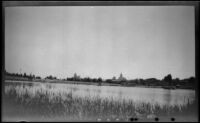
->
5;81;195;107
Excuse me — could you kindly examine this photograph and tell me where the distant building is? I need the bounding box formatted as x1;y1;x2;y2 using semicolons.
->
112;76;116;80
74;73;80;80
118;73;126;81
111;73;126;82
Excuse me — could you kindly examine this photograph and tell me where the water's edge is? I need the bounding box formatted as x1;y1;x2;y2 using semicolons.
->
4;79;195;90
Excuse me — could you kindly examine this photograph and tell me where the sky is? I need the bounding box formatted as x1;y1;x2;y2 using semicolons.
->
5;6;195;80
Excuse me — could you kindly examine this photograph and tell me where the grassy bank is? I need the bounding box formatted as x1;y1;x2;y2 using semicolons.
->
2;86;197;122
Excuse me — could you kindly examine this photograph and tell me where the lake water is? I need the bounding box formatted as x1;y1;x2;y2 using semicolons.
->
5;81;195;107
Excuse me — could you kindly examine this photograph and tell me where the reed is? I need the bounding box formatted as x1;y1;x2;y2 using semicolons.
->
3;85;196;121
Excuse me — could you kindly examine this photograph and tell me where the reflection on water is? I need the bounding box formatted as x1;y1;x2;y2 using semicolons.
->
5;81;195;107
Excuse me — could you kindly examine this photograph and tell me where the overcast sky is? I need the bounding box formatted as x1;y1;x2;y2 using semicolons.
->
5;6;195;80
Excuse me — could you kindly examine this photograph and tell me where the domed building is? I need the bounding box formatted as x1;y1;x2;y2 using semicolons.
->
74;73;80;80
118;73;126;81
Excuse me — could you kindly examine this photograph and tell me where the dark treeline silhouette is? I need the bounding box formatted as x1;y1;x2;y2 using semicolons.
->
5;70;41;81
4;70;195;89
66;77;103;83
45;75;57;80
118;74;195;89
64;73;195;89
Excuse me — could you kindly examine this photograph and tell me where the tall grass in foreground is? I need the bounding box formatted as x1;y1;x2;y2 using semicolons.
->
3;87;197;121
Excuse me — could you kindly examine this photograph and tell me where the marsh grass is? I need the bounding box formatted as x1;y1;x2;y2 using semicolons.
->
3;85;197;121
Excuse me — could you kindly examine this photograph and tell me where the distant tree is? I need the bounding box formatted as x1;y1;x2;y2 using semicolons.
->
175;78;180;82
97;77;102;82
36;76;41;79
28;74;33;81
188;77;195;81
45;75;53;80
145;78;158;85
163;74;172;82
5;70;8;75
24;73;27;78
82;77;88;82
88;77;92;82
106;79;112;83
139;79;146;85
97;77;102;86
174;78;180;85
49;75;53;79
92;78;97;82
188;77;195;85
67;77;72;81
163;74;172;86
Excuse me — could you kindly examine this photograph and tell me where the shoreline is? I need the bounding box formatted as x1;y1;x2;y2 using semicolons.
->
4;79;195;90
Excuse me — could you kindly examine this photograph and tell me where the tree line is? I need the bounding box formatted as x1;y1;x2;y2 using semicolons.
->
66;77;103;83
5;70;195;89
5;70;41;80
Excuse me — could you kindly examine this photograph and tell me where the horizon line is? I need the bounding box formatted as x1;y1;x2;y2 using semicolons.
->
5;69;195;80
